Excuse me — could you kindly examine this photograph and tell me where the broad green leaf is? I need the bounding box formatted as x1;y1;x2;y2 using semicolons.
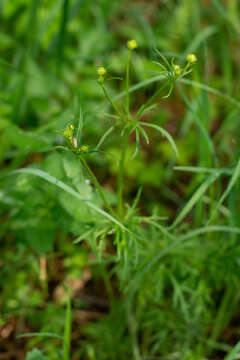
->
26;349;47;360
9;168;126;231
5;124;48;151
24;225;56;254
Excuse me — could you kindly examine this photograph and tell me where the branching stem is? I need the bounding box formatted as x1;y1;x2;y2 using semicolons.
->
117;128;131;218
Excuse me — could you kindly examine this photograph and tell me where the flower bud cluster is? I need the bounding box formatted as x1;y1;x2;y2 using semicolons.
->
97;67;106;83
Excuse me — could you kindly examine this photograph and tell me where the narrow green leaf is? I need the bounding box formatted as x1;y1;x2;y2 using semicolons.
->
96;125;116;149
138;125;150;144
132;128;140;159
141;122;179;158
155;49;172;71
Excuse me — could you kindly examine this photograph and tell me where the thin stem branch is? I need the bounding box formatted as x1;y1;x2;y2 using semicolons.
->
80;156;116;217
133;79;171;122
100;82;123;119
126;49;132;120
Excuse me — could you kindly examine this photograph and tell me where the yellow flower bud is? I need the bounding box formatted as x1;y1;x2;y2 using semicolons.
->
173;64;181;76
97;67;106;76
80;145;89;153
127;39;137;50
186;53;197;64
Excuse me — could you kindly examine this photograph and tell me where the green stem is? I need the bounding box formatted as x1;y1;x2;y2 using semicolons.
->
100;82;123;119
117;128;130;218
133;79;170;122
80;156;116;217
126;49;132;120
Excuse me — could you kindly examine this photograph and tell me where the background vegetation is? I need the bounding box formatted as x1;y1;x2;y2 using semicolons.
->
0;0;240;359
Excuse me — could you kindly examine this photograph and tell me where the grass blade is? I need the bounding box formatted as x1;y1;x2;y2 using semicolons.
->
225;341;240;360
179;78;240;110
177;84;215;154
174;166;233;175
128;225;240;297
17;332;63;340
170;172;220;229
57;0;70;71
208;157;240;224
184;25;218;55
63;289;71;360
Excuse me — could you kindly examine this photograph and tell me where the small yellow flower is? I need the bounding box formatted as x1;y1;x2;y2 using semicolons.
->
127;39;137;50
97;67;106;76
173;64;181;76
186;53;197;64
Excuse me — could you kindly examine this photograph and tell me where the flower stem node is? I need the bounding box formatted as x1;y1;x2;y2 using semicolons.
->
127;39;137;50
186;53;197;64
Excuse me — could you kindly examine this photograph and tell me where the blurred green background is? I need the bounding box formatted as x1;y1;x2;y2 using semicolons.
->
0;0;240;359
